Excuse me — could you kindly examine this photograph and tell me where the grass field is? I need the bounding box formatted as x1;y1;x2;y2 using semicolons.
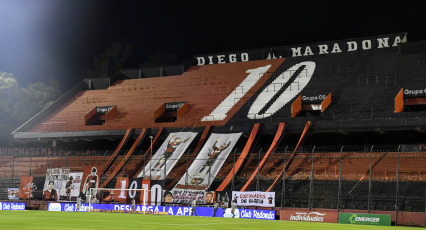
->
0;211;423;230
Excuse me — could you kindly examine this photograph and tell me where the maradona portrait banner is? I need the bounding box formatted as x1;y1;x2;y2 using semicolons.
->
172;133;241;204
138;132;197;180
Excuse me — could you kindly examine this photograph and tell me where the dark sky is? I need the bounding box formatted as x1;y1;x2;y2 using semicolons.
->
0;0;425;91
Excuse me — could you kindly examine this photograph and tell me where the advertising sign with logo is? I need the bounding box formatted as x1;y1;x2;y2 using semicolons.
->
165;102;185;111
232;191;275;207
48;203;62;211
280;210;338;223
339;213;391;226
96;106;114;114
0;202;26;211
47;203;275;220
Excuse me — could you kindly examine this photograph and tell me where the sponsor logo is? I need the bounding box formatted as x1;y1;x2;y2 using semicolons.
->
43;203;276;220
11;203;25;210
10;203;25;210
339;213;390;226
404;88;426;96
239;209;275;220
224;208;240;218
165;102;185;111
349;214;380;224
302;95;327;102
96;106;114;114
64;204;75;212
48;203;62;211
289;212;326;222
240;209;252;218
0;202;26;211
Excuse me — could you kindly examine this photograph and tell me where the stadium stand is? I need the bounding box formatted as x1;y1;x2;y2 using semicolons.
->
2;32;426;226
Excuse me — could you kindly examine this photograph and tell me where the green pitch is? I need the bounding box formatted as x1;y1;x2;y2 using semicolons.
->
0;211;423;230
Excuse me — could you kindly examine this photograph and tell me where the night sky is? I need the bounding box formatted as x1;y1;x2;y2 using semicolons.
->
0;0;424;91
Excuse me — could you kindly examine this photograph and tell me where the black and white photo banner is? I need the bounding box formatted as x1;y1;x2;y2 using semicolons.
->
138;132;197;180
174;133;242;190
232;191;275;207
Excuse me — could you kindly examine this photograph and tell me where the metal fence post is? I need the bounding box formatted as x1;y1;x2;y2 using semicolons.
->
338;146;344;212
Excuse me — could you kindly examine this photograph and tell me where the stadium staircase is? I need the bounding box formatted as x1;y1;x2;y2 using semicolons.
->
240;122;286;191
348;151;389;194
128;128;164;178
101;128;135;177
215;123;261;192
0;188;8;200
100;128;147;188
267;121;312;192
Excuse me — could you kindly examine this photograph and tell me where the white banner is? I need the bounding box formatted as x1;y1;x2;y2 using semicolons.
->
168;189;214;205
137;132;197;180
43;168;70;197
173;133;242;191
232;191;275;207
43;168;83;201
58;172;83;200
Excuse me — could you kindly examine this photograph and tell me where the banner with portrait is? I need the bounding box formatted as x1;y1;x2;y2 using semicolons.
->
137;132;197;180
173;133;242;191
8;188;19;200
232;191;275;207
81;166;100;198
41;168;83;201
43;168;70;196
58;172;83;201
43;168;83;201
168;189;215;205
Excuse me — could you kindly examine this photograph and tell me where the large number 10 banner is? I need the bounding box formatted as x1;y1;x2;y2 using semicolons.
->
112;177;162;206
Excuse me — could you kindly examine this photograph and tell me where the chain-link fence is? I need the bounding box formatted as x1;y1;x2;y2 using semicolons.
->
0;146;425;212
